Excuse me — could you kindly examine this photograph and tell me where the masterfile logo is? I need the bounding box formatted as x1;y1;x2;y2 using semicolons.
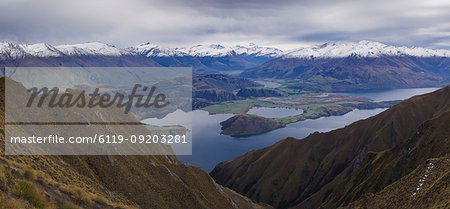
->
4;67;193;155
26;84;170;114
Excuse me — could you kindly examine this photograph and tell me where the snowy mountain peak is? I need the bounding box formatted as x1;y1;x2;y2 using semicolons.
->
21;43;64;57
129;43;182;57
285;40;450;58
0;42;66;59
131;42;284;57
232;43;283;57
131;42;160;52
0;42;27;59
0;41;128;59
181;44;234;57
55;42;127;56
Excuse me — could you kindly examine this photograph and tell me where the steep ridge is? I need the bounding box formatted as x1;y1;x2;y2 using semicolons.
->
0;78;269;209
210;86;450;208
343;111;450;209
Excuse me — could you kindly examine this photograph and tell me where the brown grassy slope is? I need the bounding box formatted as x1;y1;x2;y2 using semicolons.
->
0;77;268;209
210;86;450;208
296;108;450;209
344;156;449;209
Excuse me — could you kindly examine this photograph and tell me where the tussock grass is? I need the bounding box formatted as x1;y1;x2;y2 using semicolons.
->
59;184;92;205
92;195;108;205
23;168;36;181
0;192;31;209
11;179;47;208
62;202;82;209
0;166;8;191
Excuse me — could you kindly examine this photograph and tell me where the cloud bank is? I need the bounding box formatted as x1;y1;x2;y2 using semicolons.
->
0;0;449;49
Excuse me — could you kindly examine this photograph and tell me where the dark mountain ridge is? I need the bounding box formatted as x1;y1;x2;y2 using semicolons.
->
211;86;450;208
193;73;262;108
241;56;450;91
151;55;273;74
0;53;274;75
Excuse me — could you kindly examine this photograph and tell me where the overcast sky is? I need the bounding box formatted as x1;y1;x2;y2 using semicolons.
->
0;0;449;49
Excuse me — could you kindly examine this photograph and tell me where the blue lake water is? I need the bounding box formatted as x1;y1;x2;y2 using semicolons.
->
220;70;244;75
179;108;387;171
336;87;439;102
158;87;440;172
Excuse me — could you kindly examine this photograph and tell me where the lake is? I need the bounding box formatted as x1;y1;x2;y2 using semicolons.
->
178;108;387;171
336;87;439;102
146;87;440;172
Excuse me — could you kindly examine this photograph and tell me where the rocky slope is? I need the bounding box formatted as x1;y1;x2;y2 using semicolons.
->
211;86;450;208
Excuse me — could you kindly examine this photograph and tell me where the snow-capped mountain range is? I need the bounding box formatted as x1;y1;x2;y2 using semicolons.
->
1;40;449;60
0;42;129;59
284;41;450;58
131;42;284;57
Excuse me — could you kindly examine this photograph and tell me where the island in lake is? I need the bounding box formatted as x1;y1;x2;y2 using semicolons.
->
203;92;399;136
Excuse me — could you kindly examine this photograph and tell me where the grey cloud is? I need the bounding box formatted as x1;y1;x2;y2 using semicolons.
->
0;0;449;49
